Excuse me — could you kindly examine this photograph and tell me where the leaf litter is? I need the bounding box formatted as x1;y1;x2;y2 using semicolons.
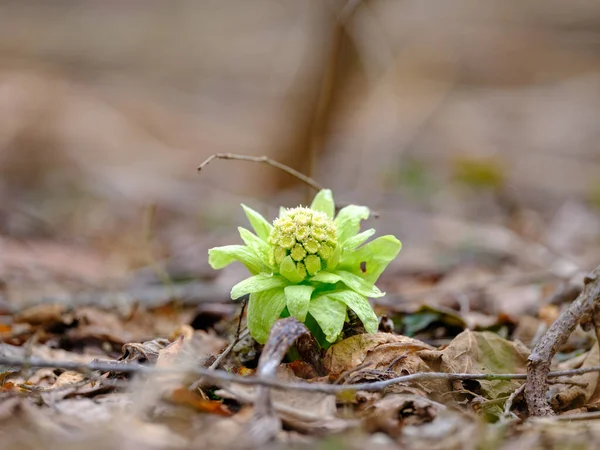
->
2;186;600;448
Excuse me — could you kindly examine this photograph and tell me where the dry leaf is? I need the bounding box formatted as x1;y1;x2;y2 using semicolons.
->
364;394;445;438
324;333;435;377
67;307;141;345
552;342;600;411
440;330;529;416
167;388;232;416
119;338;171;364
217;365;350;432
323;333;447;398
13;303;68;326
155;336;185;368
40;371;88;405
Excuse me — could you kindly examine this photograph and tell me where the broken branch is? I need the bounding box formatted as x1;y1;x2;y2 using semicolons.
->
524;264;600;416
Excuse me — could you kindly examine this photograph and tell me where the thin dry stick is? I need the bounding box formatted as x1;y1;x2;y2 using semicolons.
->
538;410;600;421
5;355;600;395
248;317;311;445
208;329;249;372
197;153;324;192
525;264;600;416
503;383;526;419
209;297;249;371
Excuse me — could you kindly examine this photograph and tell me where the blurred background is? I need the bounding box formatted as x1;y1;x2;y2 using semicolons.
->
1;0;599;312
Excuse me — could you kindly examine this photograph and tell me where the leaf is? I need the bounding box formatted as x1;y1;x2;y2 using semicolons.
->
342;228;375;253
401;312;441;337
338;235;402;284
308;294;347;343
238;227;270;265
324;333;435;377
399;304;466;337
335;205;370;243
370;394;444;429
155;336;186;368
326;243;341;270
326;289;379;333
279;255;304;283
13;303;67;326
441;330;529;412
208;245;265;275
230;274;288;300
310;189;335;218
332;270;384;298
120;338;171;364
241;204;272;241
552;342;599;411
247;288;287;344
215;366;339;426
309;271;341;285
284;285;314;322
168;388;232;416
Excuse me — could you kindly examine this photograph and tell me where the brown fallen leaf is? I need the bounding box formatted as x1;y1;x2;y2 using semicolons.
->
364;394;445;438
440;330;529;417
40;370;92;405
155;335;186;368
288;360;321;380
1;343;95;388
13;303;68;326
170;324;195;341
551;342;600;411
323;333;447;398
119;338;171;364
217;365;350;432
324;333;435;378
67;306;147;346
0;381;16;391
167;387;232;416
51;370;86;388
400;409;482;450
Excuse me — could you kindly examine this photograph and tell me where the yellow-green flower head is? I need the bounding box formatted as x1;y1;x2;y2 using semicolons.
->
268;207;337;280
208;189;402;347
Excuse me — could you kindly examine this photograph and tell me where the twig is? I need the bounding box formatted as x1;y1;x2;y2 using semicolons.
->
4;355;600;395
503;383;526;419
247;317;311;444
538;410;600;421
550;379;589;389
525;264;600;416
208;330;249;372
197;153;324;192
209;297;248;371
386;354;408;372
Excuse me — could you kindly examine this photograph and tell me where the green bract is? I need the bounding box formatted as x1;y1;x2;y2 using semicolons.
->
208;189;402;345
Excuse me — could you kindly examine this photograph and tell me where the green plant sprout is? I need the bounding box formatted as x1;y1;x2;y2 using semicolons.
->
208;189;401;346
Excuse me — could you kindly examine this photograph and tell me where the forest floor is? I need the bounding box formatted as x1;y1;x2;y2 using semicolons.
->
2;170;600;450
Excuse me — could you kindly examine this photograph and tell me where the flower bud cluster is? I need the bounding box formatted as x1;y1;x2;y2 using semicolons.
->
268;207;337;278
